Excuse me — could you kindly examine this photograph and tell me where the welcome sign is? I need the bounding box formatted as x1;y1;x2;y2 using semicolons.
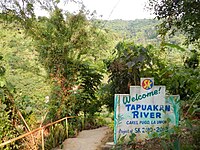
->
114;78;180;143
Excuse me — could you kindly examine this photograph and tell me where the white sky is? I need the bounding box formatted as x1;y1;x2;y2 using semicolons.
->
81;0;153;20
35;0;154;20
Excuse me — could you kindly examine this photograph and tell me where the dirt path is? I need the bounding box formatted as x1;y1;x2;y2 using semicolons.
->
54;126;111;150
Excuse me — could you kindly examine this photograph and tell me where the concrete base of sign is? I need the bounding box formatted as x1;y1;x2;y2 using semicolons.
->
101;142;115;150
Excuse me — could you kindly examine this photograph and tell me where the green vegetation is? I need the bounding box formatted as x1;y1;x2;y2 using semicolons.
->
0;0;199;149
96;19;186;47
147;0;200;45
0;54;21;150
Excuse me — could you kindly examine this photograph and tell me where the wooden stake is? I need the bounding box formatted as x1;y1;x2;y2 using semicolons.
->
17;110;37;150
65;118;68;138
41;129;45;150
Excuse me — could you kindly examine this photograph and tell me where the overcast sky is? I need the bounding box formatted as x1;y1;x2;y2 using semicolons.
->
35;0;154;20
81;0;153;20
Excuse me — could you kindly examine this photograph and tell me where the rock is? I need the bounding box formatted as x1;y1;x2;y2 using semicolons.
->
101;142;115;150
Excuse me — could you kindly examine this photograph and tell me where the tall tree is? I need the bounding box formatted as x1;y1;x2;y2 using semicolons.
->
147;0;200;45
0;0;109;120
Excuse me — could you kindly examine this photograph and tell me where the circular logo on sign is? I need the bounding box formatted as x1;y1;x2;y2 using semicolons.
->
142;79;153;90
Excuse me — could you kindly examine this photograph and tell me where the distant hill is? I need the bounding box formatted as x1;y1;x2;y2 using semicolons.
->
94;19;185;46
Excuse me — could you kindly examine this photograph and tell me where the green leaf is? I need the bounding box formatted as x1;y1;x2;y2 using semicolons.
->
0;66;6;76
1;104;7;110
192;108;200;116
161;140;168;150
129;133;136;141
0;79;6;87
173;138;180;150
185;119;193;129
25;106;32;114
6;82;15;94
163;43;186;51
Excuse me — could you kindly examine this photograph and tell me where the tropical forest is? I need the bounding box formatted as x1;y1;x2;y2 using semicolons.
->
0;0;199;150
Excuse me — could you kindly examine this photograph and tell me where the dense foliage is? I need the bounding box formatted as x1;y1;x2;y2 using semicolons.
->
0;0;114;148
148;0;200;45
0;0;199;149
104;41;200;108
1;0;113;119
97;19;186;47
0;54;21;149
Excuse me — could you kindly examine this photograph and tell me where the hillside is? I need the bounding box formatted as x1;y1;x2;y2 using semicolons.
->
0;22;51;125
96;19;185;46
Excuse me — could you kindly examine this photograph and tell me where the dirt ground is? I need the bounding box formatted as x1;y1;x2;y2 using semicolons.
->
54;126;111;150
